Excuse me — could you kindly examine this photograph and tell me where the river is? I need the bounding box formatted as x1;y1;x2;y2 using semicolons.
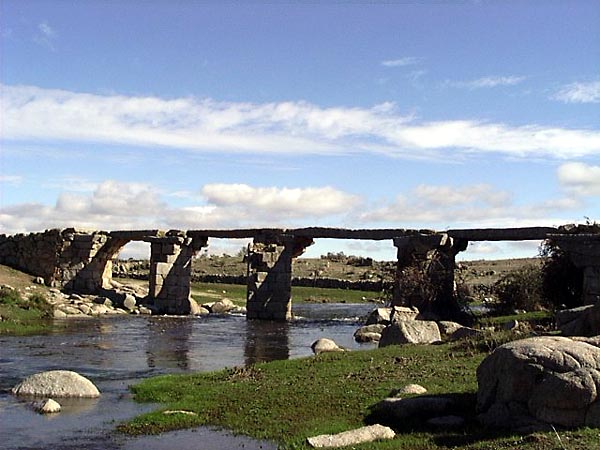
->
0;303;377;449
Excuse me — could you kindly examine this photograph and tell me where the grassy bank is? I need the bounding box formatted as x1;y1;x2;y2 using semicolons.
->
0;287;53;335
0;265;54;335
119;335;598;449
190;281;383;306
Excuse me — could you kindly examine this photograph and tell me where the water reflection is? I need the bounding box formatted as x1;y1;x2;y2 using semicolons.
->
244;320;290;365
146;317;192;370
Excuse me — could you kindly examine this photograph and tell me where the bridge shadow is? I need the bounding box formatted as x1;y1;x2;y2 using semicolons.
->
244;319;290;365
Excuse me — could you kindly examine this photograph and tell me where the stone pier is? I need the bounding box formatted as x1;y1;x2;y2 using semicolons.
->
146;231;208;314
392;233;467;320
246;232;313;320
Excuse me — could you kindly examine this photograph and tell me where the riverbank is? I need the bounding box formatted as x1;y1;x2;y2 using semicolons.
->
0;266;54;335
121;336;598;450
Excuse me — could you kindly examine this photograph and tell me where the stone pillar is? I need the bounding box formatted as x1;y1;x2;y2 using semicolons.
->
246;233;313;321
392;233;468;320
553;234;600;305
147;232;207;314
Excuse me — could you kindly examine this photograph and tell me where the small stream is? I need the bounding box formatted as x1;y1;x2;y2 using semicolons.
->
0;303;377;449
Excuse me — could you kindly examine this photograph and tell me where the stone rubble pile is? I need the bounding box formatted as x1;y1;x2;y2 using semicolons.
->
8;275;248;319
354;306;481;345
47;288;153;318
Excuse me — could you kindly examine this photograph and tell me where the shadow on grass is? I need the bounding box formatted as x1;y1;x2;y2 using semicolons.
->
364;392;557;449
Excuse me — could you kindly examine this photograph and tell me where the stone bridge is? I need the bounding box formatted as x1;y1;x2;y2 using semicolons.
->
1;225;599;320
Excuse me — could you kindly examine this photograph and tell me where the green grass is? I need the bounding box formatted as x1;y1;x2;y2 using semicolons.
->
478;310;553;328
120;331;600;449
190;281;383;307
0;288;53;335
291;285;384;304
121;343;483;448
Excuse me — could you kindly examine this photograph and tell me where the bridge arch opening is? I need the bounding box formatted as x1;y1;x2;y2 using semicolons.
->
453;240;544;307
112;240;152;290
190;237;251;307
295;238;396;294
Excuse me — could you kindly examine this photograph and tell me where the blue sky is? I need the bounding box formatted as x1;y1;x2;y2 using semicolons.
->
1;1;599;260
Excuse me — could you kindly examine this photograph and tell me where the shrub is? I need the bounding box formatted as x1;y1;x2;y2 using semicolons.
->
0;288;52;317
493;264;545;312
26;293;53;316
0;287;22;305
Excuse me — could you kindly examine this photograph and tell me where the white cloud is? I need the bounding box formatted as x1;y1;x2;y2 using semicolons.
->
411;184;511;208
381;57;422;67
202;184;361;218
557;162;600;196
359;183;579;227
0;180;362;234
0;180;167;233
445;76;526;89
4;84;599;160
554;81;600;104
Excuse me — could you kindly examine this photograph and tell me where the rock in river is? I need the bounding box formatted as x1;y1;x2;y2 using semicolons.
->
12;370;101;398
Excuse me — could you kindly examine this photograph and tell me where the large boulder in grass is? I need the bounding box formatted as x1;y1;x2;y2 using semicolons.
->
12;370;100;398
477;336;600;428
311;338;344;355
378;320;441;347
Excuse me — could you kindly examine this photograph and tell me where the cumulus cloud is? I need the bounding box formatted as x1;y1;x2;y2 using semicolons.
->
0;181;362;234
557;162;600;196
3;84;600;160
0;180;167;233
554;81;600;104
201;184;361;218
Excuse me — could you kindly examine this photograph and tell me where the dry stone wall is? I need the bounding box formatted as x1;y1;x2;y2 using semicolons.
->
0;229;64;285
0;228;113;288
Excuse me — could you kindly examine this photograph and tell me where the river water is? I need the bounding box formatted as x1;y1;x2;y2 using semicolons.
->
0;303;377;450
